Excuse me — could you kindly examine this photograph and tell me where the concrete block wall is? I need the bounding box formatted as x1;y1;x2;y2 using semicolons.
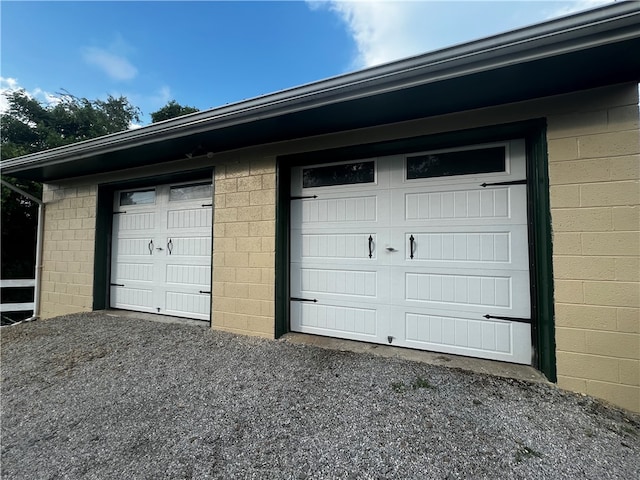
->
211;157;276;337
40;184;97;318
547;89;640;412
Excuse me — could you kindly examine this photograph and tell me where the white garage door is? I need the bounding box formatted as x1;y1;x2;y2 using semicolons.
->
110;181;213;321
290;140;532;364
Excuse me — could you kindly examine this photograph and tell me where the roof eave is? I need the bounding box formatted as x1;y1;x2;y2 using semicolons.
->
2;2;639;177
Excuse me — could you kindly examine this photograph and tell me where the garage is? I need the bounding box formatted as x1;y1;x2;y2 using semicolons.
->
290;140;533;364
110;181;213;321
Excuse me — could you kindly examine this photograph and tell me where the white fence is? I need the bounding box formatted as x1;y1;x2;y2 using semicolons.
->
0;279;36;313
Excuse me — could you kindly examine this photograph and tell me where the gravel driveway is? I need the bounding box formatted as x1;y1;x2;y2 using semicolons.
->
1;313;638;479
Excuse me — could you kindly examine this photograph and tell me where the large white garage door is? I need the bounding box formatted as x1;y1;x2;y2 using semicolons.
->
290;140;532;364
110;181;213;321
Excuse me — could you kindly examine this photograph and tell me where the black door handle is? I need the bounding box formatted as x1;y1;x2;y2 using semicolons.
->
409;235;415;259
368;235;373;258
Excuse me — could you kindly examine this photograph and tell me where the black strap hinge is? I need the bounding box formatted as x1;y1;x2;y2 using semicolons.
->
199;290;211;294
201;203;213;207
480;180;527;187
113;211;127;215
291;297;318;303
290;195;318;200
110;283;124;287
483;314;530;323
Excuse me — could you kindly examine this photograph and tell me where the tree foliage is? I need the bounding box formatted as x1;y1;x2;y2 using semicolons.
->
150;100;199;123
1;90;141;283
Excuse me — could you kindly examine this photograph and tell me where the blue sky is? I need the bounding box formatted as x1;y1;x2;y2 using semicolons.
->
1;1;613;125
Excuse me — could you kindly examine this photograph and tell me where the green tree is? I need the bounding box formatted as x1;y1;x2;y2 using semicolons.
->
150;100;199;123
1;90;141;294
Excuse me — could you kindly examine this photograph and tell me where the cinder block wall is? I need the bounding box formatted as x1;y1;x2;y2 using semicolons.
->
211;157;276;337
547;88;640;412
40;184;97;318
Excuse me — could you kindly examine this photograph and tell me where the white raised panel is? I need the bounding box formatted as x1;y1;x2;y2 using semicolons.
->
406;187;511;221
405;313;511;353
167;237;212;257
111;287;153;309
113;263;154;282
405;272;511;308
167;208;212;229
116;212;155;232
409;232;510;262
165;291;210;318
297;268;377;297
301;196;377;223
115;238;153;257
400;308;532;364
166;265;211;285
293;302;377;337
298;233;373;260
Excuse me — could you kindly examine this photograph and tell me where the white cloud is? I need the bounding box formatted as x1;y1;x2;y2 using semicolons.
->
0;77;60;113
317;1;434;68
546;0;614;19
83;47;137;81
311;1;619;70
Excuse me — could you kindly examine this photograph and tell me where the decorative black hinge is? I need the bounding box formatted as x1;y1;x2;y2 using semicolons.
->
480;180;527;187
113;211;127;215
483;314;531;323
110;283;124;287
291;297;318;303
201;203;213;207
290;195;318;200
199;290;211;294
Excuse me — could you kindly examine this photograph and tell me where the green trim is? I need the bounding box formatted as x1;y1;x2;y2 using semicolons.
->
526;126;557;382
93;186;114;310
276;120;556;379
274;160;291;338
92;168;215;322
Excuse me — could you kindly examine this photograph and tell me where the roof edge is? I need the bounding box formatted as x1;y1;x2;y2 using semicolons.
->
2;2;639;174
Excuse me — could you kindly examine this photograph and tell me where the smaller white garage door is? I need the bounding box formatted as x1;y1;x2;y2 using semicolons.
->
110;181;213;320
290;140;533;364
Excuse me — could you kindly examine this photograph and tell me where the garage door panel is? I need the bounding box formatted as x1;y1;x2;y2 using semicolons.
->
391;226;529;269
291;230;389;265
393;185;527;226
398;268;530;317
395;307;532;364
167;207;212;230
110;286;154;311
291;264;392;304
164;236;212;257
114;211;156;232
164;291;210;320
291;191;389;231
291;300;388;342
165;264;211;286
112;262;154;283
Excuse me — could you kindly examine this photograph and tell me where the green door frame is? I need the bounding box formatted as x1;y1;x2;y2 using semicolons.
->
275;119;556;382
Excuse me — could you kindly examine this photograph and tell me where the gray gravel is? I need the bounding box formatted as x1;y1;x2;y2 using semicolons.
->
1;313;638;479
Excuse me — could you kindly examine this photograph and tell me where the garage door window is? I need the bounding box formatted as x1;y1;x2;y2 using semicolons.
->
169;182;213;201
119;189;156;206
303;161;375;188
406;146;505;180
